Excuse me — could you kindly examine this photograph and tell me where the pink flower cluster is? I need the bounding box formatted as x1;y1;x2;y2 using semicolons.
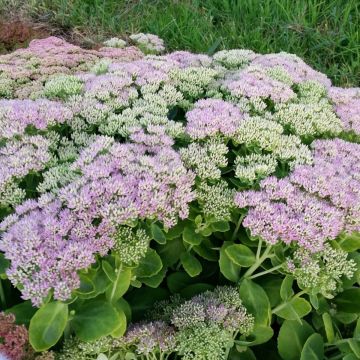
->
0;135;51;189
251;52;331;87
291;138;360;233
1;137;195;305
222;66;296;103
0;312;29;360
328;87;360;135
235;139;360;251
166;51;212;68
185;99;245;139
0;98;72;138
0;36;142;99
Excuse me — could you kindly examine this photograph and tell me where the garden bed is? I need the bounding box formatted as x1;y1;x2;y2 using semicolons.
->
0;33;360;360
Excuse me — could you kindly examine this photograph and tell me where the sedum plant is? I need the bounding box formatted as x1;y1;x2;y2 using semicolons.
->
0;34;359;360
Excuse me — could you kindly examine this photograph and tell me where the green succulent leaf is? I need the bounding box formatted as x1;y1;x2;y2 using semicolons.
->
278;319;314;360
102;260;116;282
280;275;294;301
334;288;360;313
150;223;167;244
139;267;167;288
211;221;230;232
274;297;312;321
239;278;271;326
219;241;241;282
5;300;37;327
225;244;256;267
29;301;68;351
322;312;335;343
337;231;360;252
106;267;132;303
236;325;274;346
183;225;203;245
134;249;163;278
157;237;185;266
166;271;196;293
180;252;202;277
0;253;10;277
71;300;121;341
300;333;324;360
110;307;127;338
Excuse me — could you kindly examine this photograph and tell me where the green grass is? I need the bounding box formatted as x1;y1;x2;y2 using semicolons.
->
2;0;360;86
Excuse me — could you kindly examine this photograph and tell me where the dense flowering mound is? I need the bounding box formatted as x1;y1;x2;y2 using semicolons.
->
0;34;360;359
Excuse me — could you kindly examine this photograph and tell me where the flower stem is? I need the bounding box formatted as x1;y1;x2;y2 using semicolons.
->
248;264;283;279
243;245;273;278
256;238;263;260
271;290;307;314
231;214;245;241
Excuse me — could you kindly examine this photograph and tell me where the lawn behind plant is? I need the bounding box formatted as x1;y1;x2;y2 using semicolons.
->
1;0;359;86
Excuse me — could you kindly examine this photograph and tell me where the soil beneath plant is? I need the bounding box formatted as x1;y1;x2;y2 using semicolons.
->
0;19;50;53
0;19;103;54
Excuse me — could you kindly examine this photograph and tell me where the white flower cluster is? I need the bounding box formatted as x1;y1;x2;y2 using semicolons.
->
44;75;84;99
274;103;343;137
180;140;228;180
213;49;256;69
0;181;26;206
235;153;277;183
287;244;356;298
113;226;151;266
37;164;79;194
129;33;165;54
170;67;219;98
196;181;235;221
296;80;327;103
103;37;127;48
